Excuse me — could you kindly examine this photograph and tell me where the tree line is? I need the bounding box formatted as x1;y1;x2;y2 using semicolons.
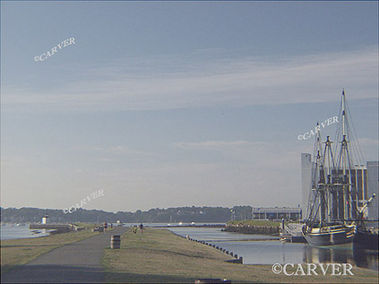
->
0;206;253;224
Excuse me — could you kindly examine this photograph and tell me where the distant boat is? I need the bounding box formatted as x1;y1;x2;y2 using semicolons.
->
303;91;361;246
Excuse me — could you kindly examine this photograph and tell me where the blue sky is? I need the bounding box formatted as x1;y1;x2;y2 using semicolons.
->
1;1;378;212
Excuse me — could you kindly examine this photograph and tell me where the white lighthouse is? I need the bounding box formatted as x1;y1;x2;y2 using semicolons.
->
42;215;48;224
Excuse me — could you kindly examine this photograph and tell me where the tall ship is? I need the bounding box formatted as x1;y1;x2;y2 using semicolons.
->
302;90;363;246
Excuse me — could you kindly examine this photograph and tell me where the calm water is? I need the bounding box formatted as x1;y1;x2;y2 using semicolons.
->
1;224;50;240
168;226;379;271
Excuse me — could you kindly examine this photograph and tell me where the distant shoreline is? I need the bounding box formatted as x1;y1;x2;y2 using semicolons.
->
153;224;225;228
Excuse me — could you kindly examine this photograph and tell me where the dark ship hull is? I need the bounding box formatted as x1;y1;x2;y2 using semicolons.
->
353;227;378;250
303;224;355;246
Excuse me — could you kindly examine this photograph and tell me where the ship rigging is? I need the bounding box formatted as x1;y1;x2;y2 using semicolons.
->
302;90;364;246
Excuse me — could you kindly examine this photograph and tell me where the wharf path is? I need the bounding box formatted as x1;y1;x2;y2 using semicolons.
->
1;226;128;283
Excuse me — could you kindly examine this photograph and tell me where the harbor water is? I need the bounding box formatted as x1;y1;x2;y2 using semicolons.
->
1;223;51;240
167;226;378;271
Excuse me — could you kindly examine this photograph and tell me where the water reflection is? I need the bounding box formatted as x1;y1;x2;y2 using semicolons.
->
304;245;351;264
304;245;378;271
353;246;378;271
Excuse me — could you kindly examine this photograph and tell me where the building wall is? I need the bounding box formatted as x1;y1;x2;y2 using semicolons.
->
301;153;313;221
348;167;367;219
367;161;378;223
251;207;302;220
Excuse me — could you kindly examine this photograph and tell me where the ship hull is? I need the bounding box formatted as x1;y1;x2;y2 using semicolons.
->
303;225;355;246
353;227;378;250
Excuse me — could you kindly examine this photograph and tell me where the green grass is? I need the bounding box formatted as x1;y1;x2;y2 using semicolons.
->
103;228;378;283
1;224;98;273
228;220;281;227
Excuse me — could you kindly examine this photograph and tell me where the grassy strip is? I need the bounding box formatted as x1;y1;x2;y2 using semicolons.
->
1;224;99;273
227;220;281;227
103;228;378;283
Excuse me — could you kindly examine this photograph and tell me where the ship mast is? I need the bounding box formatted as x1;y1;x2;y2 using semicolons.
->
306;125;319;226
303;90;364;246
305;90;363;229
307;123;327;227
321;135;335;224
334;90;358;222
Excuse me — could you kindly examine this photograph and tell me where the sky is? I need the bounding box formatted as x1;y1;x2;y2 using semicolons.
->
1;1;378;212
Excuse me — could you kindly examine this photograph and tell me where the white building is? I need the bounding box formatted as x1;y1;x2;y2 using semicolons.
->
42;215;48;224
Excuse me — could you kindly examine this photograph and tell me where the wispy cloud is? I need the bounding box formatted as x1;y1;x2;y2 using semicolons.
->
69;145;160;165
174;140;253;149
173;139;307;166
358;138;379;146
73;145;153;155
3;46;378;112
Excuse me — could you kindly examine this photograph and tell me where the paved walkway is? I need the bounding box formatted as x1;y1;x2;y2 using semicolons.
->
2;227;128;283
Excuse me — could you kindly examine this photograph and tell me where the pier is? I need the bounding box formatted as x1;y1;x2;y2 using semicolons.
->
29;224;77;234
